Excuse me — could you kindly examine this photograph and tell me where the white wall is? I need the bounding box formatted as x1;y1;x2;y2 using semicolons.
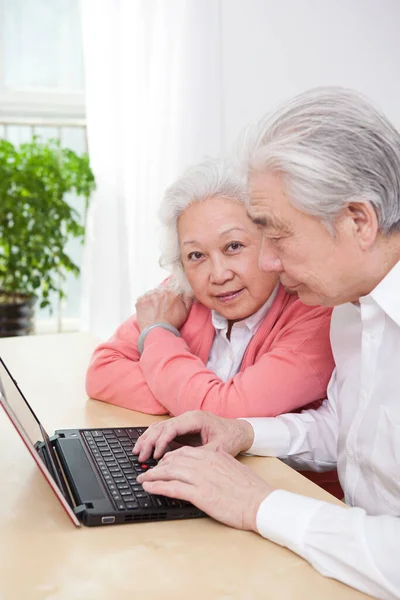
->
220;0;400;149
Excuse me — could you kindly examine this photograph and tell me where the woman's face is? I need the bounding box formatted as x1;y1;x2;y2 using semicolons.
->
177;195;279;321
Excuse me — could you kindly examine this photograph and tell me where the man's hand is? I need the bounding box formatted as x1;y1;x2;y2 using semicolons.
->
133;410;255;461
135;289;192;332
137;446;274;532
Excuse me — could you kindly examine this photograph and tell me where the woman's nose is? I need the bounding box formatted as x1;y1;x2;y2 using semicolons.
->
210;258;234;284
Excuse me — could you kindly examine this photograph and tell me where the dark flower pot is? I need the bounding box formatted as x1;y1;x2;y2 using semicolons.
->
0;291;36;337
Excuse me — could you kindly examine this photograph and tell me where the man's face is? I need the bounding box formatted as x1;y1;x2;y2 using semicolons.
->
248;170;374;307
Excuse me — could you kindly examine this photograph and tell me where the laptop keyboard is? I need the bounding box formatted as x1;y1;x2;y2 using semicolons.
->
82;428;189;512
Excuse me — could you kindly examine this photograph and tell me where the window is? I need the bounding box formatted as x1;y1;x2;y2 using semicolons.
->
0;0;87;332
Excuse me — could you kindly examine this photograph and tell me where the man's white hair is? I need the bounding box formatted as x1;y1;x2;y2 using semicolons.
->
159;158;248;293
240;87;400;234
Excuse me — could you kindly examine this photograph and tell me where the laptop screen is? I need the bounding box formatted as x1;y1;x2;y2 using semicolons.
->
0;359;46;447
0;358;80;526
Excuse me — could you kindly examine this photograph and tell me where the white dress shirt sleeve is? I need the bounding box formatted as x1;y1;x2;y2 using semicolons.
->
256;490;400;600
243;369;339;471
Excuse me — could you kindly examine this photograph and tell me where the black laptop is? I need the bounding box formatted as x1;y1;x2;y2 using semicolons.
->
0;357;204;527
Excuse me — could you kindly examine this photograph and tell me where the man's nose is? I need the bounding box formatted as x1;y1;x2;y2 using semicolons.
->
259;239;283;273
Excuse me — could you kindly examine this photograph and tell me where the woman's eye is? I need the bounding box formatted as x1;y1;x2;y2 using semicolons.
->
227;241;243;252
188;251;204;261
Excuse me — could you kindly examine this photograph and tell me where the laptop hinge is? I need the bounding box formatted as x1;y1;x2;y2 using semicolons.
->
35;438;75;509
73;504;88;517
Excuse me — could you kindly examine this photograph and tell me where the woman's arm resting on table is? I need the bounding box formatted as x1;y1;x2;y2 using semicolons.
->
85;315;167;415
139;309;332;418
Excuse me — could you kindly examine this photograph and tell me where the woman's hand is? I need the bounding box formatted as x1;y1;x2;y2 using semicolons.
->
135;288;192;332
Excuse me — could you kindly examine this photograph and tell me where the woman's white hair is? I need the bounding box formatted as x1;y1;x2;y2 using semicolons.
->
239;86;400;234
159;158;247;294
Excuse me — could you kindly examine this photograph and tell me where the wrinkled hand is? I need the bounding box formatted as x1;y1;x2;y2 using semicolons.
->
133;410;255;461
137;446;274;532
135;288;192;332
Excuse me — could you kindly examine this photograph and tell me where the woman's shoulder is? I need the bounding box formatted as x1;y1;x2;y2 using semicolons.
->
181;300;212;331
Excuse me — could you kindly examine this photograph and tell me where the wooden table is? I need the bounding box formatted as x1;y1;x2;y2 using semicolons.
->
0;333;371;600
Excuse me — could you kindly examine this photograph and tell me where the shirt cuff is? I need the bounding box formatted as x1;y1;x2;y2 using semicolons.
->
240;417;291;457
256;489;326;555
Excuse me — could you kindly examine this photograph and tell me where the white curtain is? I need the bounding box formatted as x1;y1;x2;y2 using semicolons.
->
80;0;224;339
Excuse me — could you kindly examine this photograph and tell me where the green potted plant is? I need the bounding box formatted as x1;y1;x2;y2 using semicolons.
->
0;136;95;336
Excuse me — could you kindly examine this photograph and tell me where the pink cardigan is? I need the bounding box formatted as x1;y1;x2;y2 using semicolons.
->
86;284;334;418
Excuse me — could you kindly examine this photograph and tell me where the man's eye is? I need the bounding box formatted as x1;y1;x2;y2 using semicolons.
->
188;251;203;261
227;241;243;251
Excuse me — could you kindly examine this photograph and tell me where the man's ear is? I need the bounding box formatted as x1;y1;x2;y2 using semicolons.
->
342;201;379;250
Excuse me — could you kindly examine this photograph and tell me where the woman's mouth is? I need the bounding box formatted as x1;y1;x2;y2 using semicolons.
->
215;288;245;303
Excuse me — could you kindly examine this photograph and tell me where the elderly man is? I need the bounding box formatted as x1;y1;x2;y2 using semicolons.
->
134;87;400;600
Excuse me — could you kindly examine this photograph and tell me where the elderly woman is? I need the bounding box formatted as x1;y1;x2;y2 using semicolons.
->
86;159;334;419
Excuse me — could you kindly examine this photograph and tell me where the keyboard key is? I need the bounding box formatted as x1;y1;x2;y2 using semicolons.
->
125;501;139;510
121;467;135;474
167;498;181;508
127;429;139;439
116;502;126;511
114;477;126;484
121;495;135;502
114;452;126;459
131;485;143;493
121;443;133;450
92;431;104;438
138;498;151;509
109;467;122;474
117;484;129;490
121;490;135;497
152;496;167;508
126;474;137;482
135;492;148;499
115;429;128;437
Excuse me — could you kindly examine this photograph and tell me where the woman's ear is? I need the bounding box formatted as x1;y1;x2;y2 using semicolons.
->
343;201;379;250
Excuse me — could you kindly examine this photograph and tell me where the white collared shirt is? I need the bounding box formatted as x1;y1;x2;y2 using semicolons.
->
244;261;400;600
206;285;279;381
